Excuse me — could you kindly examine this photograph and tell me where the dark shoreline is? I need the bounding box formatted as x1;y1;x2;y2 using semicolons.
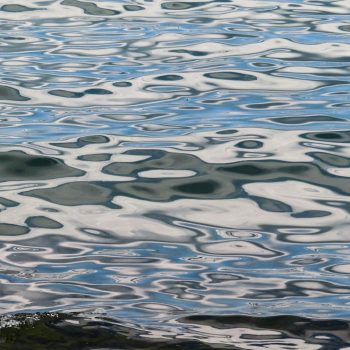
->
2;312;350;349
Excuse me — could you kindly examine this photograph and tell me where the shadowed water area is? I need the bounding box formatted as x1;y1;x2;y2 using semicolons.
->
1;0;350;348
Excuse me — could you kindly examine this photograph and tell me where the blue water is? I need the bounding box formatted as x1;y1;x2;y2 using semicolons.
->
1;0;350;348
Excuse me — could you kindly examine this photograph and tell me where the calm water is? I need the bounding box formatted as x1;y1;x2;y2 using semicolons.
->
1;0;350;348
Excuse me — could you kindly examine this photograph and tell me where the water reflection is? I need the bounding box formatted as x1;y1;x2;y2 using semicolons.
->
0;129;349;322
1;0;350;347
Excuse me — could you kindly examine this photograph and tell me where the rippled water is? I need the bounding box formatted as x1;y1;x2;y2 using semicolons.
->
1;0;350;348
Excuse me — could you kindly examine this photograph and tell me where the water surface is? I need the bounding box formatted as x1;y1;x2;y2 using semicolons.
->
1;0;350;348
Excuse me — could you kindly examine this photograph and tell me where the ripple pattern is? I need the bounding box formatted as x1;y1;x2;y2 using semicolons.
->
1;0;350;347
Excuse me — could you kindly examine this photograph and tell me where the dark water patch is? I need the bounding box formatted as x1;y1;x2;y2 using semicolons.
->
112;81;132;88
204;71;257;81
61;0;120;15
3;37;26;41
161;1;208;10
22;182;115;207
25;216;63;229
51;135;109;149
235;140;263;149
174;180;219;195
84;88;112;95
311;152;350;167
0;198;19;208
339;25;350;32
247;102;288;109
291;210;330;218
78;153;112;161
124;5;144;11
0;86;29;102
171;49;208;57
252;196;292;213
269;115;345;125
302;130;350;143
48;90;84;98
216;129;237;135
0;223;29;236
1;4;37;12
155;75;183;81
0;151;83;181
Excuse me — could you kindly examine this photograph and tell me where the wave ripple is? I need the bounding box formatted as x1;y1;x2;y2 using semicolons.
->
1;0;350;347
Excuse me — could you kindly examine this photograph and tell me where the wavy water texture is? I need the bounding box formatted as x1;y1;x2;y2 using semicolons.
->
1;0;350;348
